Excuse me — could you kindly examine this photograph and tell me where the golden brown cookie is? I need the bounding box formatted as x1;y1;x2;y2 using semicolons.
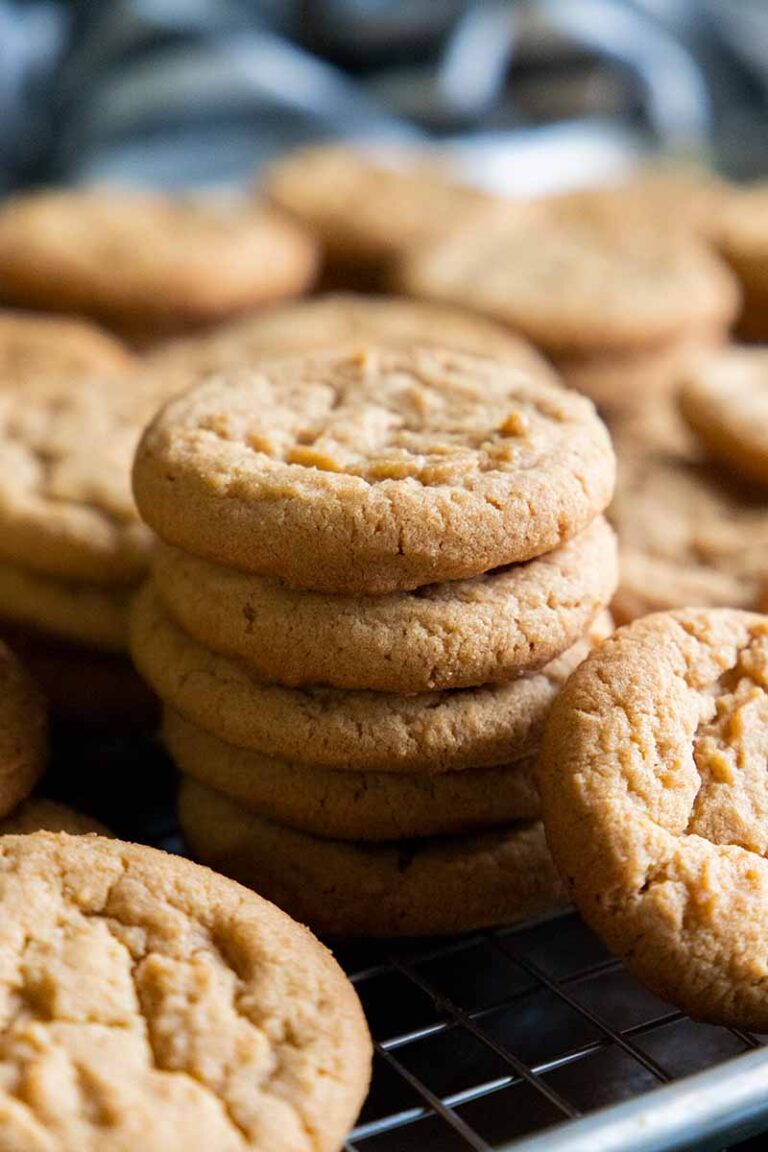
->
398;208;738;357
545;165;728;236
0;560;131;651
264;144;506;285
131;584;611;772
538;609;768;1030
181;778;566;937
0;310;134;384
134;346;615;595
0;798;108;835
0;831;370;1149
611;450;768;623
715;182;768;340
678;347;768;487
149;292;559;391
152;517;616;693
0;369;175;584
0;188;318;339
164;709;540;841
0;639;46;817
555;330;724;422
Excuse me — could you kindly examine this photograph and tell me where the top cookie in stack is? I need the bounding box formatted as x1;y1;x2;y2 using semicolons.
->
131;342;616;937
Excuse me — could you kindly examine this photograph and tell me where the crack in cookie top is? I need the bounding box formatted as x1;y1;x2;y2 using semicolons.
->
539;609;768;1029
0;832;371;1151
134;346;614;594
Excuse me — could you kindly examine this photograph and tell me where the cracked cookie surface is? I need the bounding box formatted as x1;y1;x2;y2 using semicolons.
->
132;584;611;772
180;779;566;937
679;348;768;487
152;517;616;693
538;609;768;1029
164;709;541;840
0;832;370;1151
133;346;614;594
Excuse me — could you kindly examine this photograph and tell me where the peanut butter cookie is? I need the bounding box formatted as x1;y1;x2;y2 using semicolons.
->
152;517;616;693
539;609;768;1030
679;348;768;487
134;346;614;595
0;188;318;338
165;709;540;841
181;779;565;937
0;310;133;384
0;798;108;835
0;831;370;1150
611;450;768;622
0;560;131;652
715;182;768;340
131;584;610;772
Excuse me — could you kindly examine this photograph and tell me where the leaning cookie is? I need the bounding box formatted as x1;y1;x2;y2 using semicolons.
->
165;709;541;841
181;778;566;937
133;346;614;595
0;188;318;339
131;584;611;773
0;831;371;1150
152;517;617;693
539;609;768;1030
678;347;768;488
0;640;47;818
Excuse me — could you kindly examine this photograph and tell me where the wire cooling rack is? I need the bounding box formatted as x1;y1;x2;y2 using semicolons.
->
46;726;768;1152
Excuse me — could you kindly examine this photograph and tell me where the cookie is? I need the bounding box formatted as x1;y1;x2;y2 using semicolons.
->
181;778;566;937
555;331;724;422
0;560;132;651
153;516;616;693
0;639;46;817
0;310;133;384
715;182;768;340
0;370;174;584
546;165;728;236
0;188;318;339
538;609;768;1029
0;831;370;1149
164;709;540;840
264;144;505;284
0;798;108;835
134;346;615;595
131;584;611;772
678;348;768;487
398;208;739;357
150;292;559;390
611;450;768;622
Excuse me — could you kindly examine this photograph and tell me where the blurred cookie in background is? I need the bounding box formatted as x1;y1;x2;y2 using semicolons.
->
715;182;768;340
264;144;510;289
679;347;768;488
0;310;134;384
0;188;318;341
149;291;559;392
398;197;739;423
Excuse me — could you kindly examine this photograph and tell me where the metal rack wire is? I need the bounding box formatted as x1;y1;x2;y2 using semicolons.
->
47;727;768;1152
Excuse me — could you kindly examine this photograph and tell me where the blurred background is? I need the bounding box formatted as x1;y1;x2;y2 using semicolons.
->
1;0;766;197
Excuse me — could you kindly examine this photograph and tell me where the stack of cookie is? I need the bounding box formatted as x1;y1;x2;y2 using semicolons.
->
131;344;617;936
